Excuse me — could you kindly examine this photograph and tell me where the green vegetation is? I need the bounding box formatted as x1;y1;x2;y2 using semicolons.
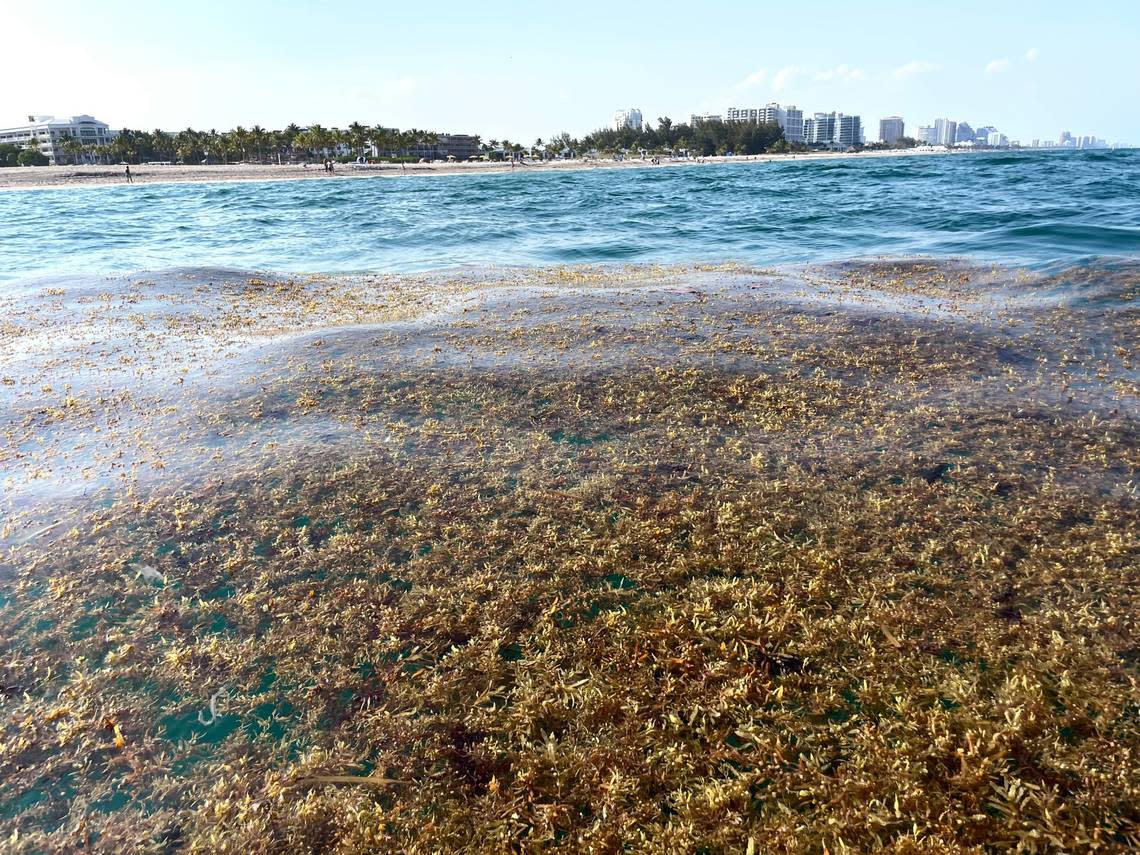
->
0;143;21;167
86;125;460;165
15;149;48;167
863;136;921;151
578;117;788;157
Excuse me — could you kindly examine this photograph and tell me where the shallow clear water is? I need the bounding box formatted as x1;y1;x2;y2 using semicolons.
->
2;150;1138;280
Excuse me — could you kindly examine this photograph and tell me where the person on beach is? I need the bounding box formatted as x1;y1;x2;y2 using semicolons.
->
125;165;132;183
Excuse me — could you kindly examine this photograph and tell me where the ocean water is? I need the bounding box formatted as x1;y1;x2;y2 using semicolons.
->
1;152;1139;848
1;150;1138;280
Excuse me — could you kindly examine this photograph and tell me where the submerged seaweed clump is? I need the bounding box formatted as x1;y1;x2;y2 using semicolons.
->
0;261;1138;853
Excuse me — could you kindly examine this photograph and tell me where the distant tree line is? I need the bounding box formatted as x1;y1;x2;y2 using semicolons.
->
2;115;931;168
577;117;788;157
0;124;485;166
862;136;920;151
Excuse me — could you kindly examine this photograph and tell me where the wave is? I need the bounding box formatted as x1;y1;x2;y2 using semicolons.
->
2;150;1138;281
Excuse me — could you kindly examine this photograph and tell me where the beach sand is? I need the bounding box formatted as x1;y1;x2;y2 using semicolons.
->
0;146;953;191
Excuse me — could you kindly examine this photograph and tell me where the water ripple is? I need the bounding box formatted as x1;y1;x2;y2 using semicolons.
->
1;150;1138;280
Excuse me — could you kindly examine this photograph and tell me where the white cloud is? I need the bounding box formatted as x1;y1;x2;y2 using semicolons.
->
772;65;804;93
985;58;1012;74
892;60;940;80
1025;48;1040;62
814;64;864;84
735;69;768;90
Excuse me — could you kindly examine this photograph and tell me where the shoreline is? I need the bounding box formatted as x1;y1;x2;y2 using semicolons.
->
0;145;961;192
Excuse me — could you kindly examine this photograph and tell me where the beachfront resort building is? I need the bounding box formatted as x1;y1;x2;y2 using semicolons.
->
407;134;481;161
0;115;117;164
725;104;805;143
613;108;643;133
879;116;905;145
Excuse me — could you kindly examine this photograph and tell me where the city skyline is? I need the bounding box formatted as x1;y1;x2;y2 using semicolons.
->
3;1;1137;147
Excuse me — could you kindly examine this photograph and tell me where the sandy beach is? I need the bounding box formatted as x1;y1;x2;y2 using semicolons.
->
0;146;955;191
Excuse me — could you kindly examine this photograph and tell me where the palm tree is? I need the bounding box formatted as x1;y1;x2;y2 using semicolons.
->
249;125;268;163
346;121;369;158
59;133;86;165
369;125;392;159
151;129;175;161
110;130;135;163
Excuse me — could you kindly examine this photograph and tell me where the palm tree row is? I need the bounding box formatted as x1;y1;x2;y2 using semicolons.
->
52;124;471;165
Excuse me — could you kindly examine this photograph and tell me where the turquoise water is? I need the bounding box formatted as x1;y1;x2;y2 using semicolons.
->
2;150;1138;280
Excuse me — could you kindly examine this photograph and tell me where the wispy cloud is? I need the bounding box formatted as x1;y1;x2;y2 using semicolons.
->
772;65;804;93
1025;47;1040;62
734;69;768;90
814;64;864;84
892;60;940;80
985;58;1012;74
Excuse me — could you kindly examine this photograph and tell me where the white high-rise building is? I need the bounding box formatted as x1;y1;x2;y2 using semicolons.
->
975;126;997;145
725;107;761;123
781;106;804;143
933;118;957;147
916;125;938;145
725;103;804;143
802;112;860;147
807;112;836;144
613;108;644;132
689;113;722;126
0;115;117;164
879;116;905;145
836;114;862;147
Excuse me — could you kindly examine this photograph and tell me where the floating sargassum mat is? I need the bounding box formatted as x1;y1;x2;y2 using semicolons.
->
0;260;1137;852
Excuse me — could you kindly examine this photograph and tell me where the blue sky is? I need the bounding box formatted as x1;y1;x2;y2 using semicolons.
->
4;0;1137;144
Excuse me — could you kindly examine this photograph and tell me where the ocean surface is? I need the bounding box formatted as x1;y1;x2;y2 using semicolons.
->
1;151;1139;849
1;150;1138;280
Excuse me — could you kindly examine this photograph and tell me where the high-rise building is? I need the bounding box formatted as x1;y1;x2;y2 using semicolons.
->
879;116;905;145
836;114;862;147
1058;130;1074;147
916;126;938;145
987;131;1009;147
782;106;804;143
807;112;836;145
801;112;860;147
725;107;761;123
689;113;722;126
725;103;805;143
933;118;957;147
975;126;996;145
955;122;975;144
613;108;643;132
